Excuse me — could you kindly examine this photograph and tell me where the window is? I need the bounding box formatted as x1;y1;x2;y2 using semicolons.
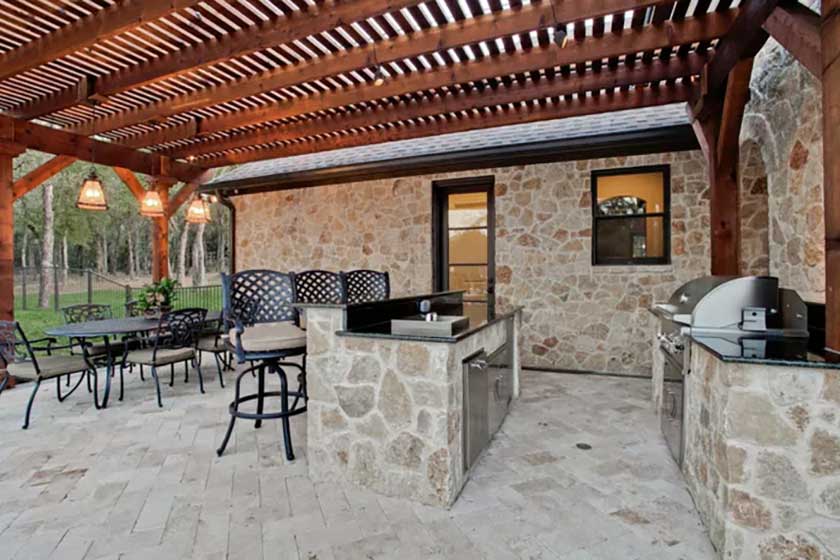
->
591;166;670;265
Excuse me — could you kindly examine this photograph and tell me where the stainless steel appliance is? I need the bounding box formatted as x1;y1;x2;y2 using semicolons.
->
462;341;513;473
651;276;809;465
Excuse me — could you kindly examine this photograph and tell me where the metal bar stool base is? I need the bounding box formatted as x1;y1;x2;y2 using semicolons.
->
216;360;307;461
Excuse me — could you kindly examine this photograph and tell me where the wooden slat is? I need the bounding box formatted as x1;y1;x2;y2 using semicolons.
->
824;0;840;355
203;82;697;167
0;0;204;82
174;54;705;159
123;12;734;149
113;167;147;204
13;155;77;199
763;0;822;78
2;116;205;183
70;0;671;135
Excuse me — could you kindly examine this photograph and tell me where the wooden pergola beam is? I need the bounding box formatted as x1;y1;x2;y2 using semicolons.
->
204;83;697;167
121;12;734;149
16;0;429;121
179;54;705;160
113;167;147;204
1;116;205;183
12;155;76;199
68;0;669;136
823;0;840;355
763;0;823;78
0;0;203;83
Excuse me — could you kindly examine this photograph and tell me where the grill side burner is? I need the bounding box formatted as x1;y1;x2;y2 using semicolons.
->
651;276;809;466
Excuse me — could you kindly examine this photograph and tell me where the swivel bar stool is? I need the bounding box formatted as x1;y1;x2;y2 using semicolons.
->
217;270;308;460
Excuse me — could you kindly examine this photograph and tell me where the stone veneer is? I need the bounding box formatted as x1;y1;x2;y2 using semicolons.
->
740;19;825;302
235;150;711;376
681;344;840;559
302;306;519;506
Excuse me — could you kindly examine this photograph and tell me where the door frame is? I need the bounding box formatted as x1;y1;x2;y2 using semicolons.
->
431;176;496;306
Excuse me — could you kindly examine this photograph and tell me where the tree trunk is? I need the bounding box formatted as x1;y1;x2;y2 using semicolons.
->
62;235;68;283
191;222;206;287
218;221;226;273
21;229;28;268
38;184;55;309
178;222;190;282
127;226;136;278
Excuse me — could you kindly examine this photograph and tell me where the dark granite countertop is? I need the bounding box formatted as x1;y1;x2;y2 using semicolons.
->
691;334;840;370
337;307;522;343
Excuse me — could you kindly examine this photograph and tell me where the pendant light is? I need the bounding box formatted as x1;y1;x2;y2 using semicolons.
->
75;100;108;211
372;46;386;86
140;190;165;217
185;195;211;224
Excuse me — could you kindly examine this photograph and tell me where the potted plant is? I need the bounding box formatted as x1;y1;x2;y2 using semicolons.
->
137;278;179;318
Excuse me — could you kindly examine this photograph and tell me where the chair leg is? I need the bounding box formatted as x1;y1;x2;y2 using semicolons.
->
151;366;163;408
217;368;248;457
213;352;225;388
0;374;8;396
255;364;265;429
275;365;294;461
169;363;174;387
194;358;205;394
184;360;189;383
22;379;42;429
86;370;92;393
56;373;85;402
119;364;125;402
139;364;145;381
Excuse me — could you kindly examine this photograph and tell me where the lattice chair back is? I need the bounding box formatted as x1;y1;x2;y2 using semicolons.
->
160;308;207;349
62;303;113;324
340;270;390;304
294;270;346;304
222;270;298;327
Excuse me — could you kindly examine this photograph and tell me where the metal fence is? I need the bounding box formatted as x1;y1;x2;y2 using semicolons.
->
142;284;223;312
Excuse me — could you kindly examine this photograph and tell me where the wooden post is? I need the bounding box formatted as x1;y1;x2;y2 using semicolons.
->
151;179;172;282
0;119;24;389
823;0;840;355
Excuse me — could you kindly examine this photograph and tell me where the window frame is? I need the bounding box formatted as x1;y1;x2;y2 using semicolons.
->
590;164;671;266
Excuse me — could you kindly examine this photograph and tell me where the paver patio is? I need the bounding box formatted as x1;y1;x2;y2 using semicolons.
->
0;366;714;560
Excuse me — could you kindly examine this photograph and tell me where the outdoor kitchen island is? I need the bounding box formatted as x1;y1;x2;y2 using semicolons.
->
297;291;522;507
650;277;840;559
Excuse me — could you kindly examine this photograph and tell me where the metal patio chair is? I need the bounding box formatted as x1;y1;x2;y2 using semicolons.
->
123;308;207;407
197;315;233;388
217;270;308;460
62;304;120;358
340;269;390;304
0;320;95;429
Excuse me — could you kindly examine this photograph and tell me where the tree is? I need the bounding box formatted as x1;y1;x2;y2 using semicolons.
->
191;222;206;286
38;183;54;308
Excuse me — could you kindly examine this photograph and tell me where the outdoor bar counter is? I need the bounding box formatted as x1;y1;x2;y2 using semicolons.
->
297;291;522;507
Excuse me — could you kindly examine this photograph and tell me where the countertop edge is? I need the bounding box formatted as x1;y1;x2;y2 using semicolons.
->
690;336;840;371
295;291;466;310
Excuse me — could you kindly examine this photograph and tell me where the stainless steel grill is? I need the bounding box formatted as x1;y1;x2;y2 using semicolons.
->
651;275;809;465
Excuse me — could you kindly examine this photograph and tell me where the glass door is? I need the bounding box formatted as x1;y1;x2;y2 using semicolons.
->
433;178;495;324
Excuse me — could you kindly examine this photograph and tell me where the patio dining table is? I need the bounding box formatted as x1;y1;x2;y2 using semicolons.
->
45;311;222;409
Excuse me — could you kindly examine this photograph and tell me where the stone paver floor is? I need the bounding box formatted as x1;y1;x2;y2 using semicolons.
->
0;364;715;559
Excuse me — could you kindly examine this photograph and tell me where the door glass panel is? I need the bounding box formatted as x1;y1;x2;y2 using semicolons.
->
448;192;488;228
449;265;487;300
448;229;488;264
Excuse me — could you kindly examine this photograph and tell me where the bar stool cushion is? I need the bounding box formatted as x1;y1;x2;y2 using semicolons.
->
8;356;90;380
230;321;306;352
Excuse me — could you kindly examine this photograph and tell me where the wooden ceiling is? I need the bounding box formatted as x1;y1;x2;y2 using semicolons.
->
0;0;745;177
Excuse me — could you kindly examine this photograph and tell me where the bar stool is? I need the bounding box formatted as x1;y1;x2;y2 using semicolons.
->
340;269;390;304
217;270;309;460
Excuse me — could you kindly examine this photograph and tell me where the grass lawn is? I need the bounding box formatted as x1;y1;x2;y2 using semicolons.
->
14;289;130;341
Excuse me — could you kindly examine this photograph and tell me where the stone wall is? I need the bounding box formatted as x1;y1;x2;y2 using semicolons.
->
235;150;710;376
740;140;770;276
304;305;516;506
741;25;824;301
682;344;840;559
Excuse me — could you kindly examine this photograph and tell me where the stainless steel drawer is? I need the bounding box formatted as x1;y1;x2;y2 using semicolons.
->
487;344;512;435
463;351;489;473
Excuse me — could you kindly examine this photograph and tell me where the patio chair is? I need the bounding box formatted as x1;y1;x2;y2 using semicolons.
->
62;304;120;358
197;315;233;388
0;321;95;429
340;269;390;304
123;308;207;408
217;270;307;460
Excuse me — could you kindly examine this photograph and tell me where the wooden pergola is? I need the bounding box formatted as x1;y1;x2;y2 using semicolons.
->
0;0;837;354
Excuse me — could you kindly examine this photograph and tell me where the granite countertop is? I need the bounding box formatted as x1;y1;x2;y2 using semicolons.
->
691;334;840;370
337;307;522;343
294;290;465;309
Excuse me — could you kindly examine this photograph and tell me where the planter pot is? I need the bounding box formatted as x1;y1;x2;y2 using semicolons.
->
144;305;172;319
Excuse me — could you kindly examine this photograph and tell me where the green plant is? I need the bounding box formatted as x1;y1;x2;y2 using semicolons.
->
137;278;179;312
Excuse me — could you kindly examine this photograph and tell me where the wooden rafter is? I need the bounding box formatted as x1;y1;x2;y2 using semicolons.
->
118;12;734;149
203;83;697;167
2;117;205;183
824;0;840;354
12;155;76;199
15;0;430;120
0;0;204;83
113;167;147;204
176;54;706;160
65;0;670;135
763;0;822;77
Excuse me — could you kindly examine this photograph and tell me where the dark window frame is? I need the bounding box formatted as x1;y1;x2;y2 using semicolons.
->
591;165;671;266
431;176;496;308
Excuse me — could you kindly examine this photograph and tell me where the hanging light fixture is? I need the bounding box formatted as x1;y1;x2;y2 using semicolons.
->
185;195;211;224
76;100;108;211
75;168;108;211
372;46;386;86
140;190;165;217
